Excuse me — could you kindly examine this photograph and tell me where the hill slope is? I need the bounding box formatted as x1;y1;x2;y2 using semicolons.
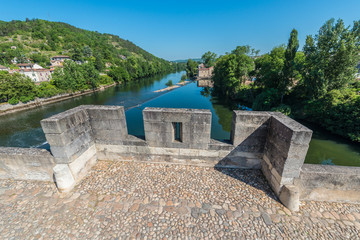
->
0;19;171;70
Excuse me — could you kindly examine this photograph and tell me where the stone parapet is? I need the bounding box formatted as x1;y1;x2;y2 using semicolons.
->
143;107;211;149
4;105;358;212
262;112;313;196
230;111;271;153
297;164;360;203
0;147;55;181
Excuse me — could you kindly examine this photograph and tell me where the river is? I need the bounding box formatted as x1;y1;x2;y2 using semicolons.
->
0;71;359;166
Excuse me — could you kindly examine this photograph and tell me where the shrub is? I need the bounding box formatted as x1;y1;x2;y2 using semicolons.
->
37;82;61;98
252;88;280;111
99;75;114;85
271;104;292;116
20;96;31;103
180;74;187;82
165;80;173;87
8;97;19;105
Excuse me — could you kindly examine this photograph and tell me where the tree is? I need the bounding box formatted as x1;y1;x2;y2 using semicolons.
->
212;46;255;99
232;45;259;57
83;46;92;58
281;29;299;102
82;63;99;89
302;18;360;99
254;46;286;89
0;71;37;102
201;51;217;67
165;80;173;87
53;60;86;91
185;59;198;78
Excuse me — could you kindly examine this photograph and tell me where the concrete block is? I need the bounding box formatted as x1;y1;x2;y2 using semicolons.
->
179;148;200;157
68;145;97;181
198;150;219;157
53;164;75;193
86;105;126;120
50;140;95;164
92;129;127;142
41;108;89;134
279;185;300;212
149;147;180;155
0;147;55;181
90;119;127;131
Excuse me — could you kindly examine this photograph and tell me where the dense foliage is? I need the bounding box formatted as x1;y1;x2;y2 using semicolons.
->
210;18;360;142
185;59;198;79
201;51;217;68
212;46;255;98
0;71;37;103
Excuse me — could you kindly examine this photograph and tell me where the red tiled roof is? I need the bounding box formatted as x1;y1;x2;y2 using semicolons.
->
0;65;7;69
13;69;51;73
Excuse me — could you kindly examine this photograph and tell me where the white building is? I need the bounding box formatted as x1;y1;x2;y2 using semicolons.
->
11;68;51;83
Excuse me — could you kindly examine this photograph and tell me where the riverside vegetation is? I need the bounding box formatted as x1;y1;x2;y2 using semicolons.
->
189;19;360;143
0;19;185;105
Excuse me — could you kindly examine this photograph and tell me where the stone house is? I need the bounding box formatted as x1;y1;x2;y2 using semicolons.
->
197;63;214;79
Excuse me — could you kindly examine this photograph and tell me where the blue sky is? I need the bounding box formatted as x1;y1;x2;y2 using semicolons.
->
1;0;360;60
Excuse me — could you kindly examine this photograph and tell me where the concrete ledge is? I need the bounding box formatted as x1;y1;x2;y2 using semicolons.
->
96;143;261;169
0;147;55;181
297;164;360;203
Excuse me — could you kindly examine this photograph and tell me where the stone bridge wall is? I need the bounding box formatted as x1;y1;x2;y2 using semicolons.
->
0;147;55;181
0;105;359;211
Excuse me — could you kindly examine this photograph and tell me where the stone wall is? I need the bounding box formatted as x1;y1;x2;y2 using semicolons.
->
0;147;55;181
262;112;313;196
143;108;211;149
230;111;271;153
40;105;127;192
297;164;360;203
1;104;359;211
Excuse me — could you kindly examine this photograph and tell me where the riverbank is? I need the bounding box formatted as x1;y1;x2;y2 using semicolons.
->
0;82;118;116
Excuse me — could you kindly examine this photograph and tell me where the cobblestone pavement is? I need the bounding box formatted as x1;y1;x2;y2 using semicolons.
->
1;161;360;239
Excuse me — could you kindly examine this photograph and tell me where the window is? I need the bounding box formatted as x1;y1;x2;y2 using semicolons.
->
172;122;183;142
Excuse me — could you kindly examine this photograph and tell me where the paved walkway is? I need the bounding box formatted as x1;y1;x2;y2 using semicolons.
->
0;161;360;239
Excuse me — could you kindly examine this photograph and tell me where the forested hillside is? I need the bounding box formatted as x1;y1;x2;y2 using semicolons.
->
0;19;174;72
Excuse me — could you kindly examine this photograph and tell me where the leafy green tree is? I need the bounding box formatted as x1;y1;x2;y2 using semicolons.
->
108;66;130;83
302;19;360;99
252;88;280;111
165;80;173;87
83;46;92;58
201;51;217;67
0;71;37;102
52;60;86;91
281;29;299;102
185;59;198;79
213;46;255;99
82;62;100;89
254;46;285;89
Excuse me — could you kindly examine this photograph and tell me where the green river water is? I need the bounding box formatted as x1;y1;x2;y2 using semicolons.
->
0;71;359;166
